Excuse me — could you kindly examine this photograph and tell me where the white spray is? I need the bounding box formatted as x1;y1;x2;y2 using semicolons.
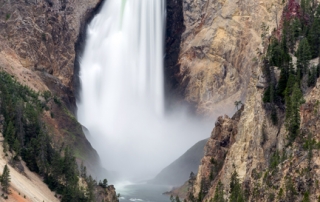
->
77;0;213;181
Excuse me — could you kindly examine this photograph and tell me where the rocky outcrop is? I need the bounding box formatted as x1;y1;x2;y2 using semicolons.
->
191;107;243;197
0;0;103;109
94;185;119;202
171;0;284;116
184;26;320;202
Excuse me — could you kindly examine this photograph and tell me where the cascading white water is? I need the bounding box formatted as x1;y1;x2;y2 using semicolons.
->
79;0;165;121
77;0;212;180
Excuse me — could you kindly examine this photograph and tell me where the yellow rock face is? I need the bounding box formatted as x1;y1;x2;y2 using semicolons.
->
179;0;284;116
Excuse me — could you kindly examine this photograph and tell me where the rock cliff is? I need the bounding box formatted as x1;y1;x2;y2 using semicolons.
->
0;0;104;109
186;63;320;202
176;0;320;201
168;0;284;116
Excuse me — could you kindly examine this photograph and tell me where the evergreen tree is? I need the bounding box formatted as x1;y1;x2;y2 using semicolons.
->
212;181;225;202
277;67;289;97
284;73;296;120
99;178;108;188
307;5;320;58
301;0;311;17
4;121;15;147
286;82;304;144
0;71;90;200
308;66;317;87
86;175;96;202
288;18;302;51
1;165;10;194
12;138;21;158
80;161;87;179
63;147;79;189
268;38;286;67
285;177;298;201
296;38;311;78
170;195;181;202
302;192;311;202
229;170;245;202
102;179;108;188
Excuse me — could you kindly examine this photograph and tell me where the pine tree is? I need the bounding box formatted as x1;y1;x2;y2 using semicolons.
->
1;165;10;194
302;192;311;202
80;161;87;179
296;38;311;77
213;181;225;202
301;0;310;17
229;170;245;202
268;38;285;67
288;18;302;51
308;66;317;86
12;138;20;159
4;121;15;147
307;5;320;58
277;67;289;97
63;147;78;189
286;82;304;144
99;178;108;188
86;175;95;202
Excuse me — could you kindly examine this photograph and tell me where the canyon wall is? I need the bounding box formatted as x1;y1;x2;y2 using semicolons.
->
188;64;320;202
0;0;104;109
168;0;284;116
177;0;320;201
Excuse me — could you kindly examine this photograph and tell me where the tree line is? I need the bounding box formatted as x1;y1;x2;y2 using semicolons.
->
0;71;108;201
263;0;320;144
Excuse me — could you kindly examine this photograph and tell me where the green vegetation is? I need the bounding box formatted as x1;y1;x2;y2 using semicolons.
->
0;71;99;201
43;90;51;101
197;180;206;202
190;1;320;201
209;158;223;181
268;193;275;201
229;170;245;202
278;188;284;200
53;95;61;106
1;165;10;194
285;82;304;144
234;101;243;110
170;195;181;202
269;150;281;170
261;122;268;146
5;14;10;21
296;38;311;79
302;192;311;202
212;181;225;202
187;172;196;202
285;176;298;201
42;33;46;42
262;1;320;144
98;179;108;188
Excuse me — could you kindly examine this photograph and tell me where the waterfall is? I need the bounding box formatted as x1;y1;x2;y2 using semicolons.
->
78;0;165;122
77;0;212;180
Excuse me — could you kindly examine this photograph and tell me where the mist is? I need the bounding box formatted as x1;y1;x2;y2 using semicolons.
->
76;0;216;183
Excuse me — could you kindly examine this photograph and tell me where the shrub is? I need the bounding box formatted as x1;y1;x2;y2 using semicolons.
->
5;14;10;21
